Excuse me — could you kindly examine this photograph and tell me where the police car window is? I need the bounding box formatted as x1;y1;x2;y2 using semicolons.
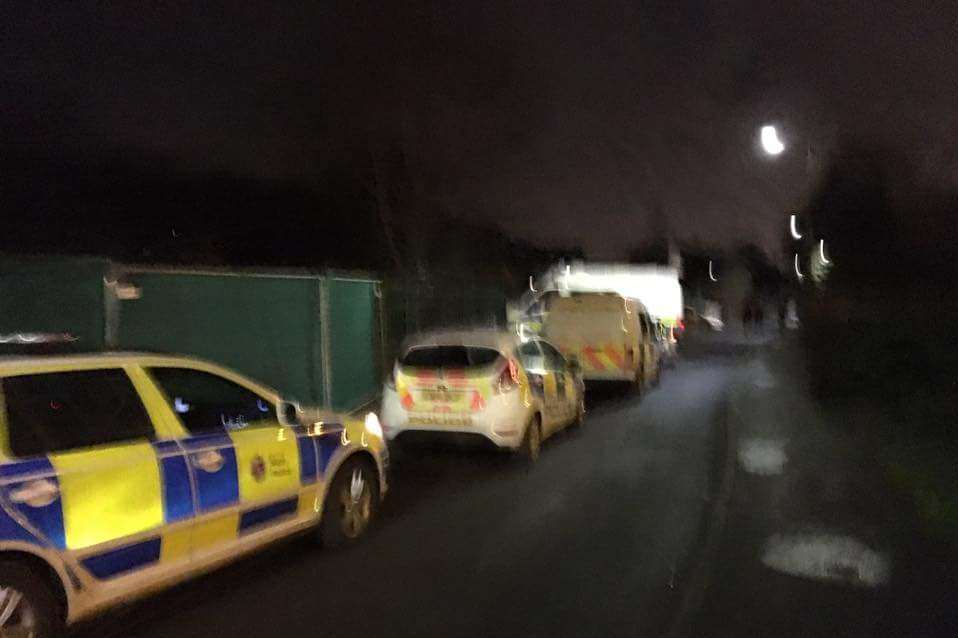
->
538;341;566;370
401;346;500;368
149;368;275;434
517;340;545;371
3;369;154;457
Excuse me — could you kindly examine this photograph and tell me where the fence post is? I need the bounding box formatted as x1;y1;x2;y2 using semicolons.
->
319;275;333;411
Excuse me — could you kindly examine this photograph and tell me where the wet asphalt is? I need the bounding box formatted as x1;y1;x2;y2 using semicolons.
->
73;338;740;638
690;336;958;638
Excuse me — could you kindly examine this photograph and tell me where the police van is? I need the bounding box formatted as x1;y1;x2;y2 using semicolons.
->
535;292;660;389
0;350;388;637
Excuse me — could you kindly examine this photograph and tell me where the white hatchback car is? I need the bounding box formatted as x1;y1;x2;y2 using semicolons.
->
380;330;584;460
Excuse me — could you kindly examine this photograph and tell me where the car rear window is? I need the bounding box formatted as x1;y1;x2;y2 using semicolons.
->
400;346;502;368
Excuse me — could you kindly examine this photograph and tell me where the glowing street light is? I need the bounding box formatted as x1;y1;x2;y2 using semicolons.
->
760;125;785;155
819;239;831;264
789;214;803;240
708;260;718;282
794;253;805;281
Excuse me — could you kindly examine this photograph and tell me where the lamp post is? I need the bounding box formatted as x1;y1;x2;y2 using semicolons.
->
760;124;818;282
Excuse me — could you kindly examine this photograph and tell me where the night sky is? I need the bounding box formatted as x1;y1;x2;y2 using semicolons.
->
4;1;957;258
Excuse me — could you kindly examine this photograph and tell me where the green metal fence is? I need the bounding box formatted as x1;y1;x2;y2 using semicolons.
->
115;269;326;407
326;277;381;411
382;278;507;361
0;256;109;349
1;256;512;413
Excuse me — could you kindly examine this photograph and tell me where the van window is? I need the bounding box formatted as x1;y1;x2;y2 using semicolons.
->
149;367;276;434
401;346;501;368
3;369;154;457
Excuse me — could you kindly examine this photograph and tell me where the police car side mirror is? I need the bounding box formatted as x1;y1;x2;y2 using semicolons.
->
277;401;300;427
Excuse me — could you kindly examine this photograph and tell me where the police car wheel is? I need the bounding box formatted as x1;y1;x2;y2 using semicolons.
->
320;457;379;548
521;415;541;463
0;559;62;638
572;397;585;428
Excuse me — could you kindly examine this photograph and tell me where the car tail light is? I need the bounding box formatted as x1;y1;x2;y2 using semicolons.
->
494;359;519;394
470;390;485;411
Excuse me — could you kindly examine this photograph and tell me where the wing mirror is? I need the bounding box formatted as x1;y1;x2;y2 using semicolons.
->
277;400;301;427
567;356;581;373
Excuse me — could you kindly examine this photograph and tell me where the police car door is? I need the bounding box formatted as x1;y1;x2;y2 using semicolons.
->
0;367;178;583
146;367;307;559
539;341;574;426
517;340;561;432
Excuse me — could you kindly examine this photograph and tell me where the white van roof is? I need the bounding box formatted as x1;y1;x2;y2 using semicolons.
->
543;291;648;314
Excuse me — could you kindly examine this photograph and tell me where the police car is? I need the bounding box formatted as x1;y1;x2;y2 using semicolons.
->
381;330;585;460
0;352;388;637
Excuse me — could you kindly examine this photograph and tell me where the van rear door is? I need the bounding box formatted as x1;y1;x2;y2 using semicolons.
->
541;294;633;380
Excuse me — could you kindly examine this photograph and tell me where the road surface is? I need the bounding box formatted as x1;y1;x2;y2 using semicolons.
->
74;342;742;638
690;336;958;638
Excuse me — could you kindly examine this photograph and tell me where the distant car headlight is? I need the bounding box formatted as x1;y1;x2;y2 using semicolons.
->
364;412;383;438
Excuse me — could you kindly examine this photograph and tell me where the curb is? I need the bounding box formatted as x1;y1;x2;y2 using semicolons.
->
664;389;739;638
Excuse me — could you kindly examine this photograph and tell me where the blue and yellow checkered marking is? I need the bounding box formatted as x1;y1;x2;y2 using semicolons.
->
238;497;299;533
179;433;240;512
153;441;194;524
0;503;44;546
81;537;162;579
0;458;66;550
292;425;318;485
317;426;344;474
0;422;342;581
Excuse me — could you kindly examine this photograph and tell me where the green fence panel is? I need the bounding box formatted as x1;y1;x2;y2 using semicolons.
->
116;271;324;407
328;278;379;411
0;257;108;349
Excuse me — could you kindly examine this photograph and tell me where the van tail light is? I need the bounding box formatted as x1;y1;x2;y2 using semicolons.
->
494;359;519;394
400;392;414;410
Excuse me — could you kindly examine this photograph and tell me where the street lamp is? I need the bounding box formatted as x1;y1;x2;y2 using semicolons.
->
708;260;718;282
789;214;803;240
760;125;785;155
819;239;831;265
